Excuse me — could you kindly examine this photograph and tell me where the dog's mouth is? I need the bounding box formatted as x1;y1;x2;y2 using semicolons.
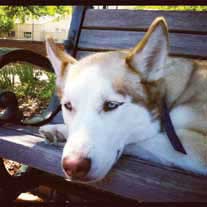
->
64;172;101;183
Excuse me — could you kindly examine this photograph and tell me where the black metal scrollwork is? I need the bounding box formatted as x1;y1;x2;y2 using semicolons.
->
0;91;23;125
0;49;61;126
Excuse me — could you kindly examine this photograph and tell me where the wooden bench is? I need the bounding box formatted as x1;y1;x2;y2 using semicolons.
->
0;6;207;204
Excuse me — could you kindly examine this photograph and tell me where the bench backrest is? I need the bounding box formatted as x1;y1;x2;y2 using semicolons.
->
68;8;207;60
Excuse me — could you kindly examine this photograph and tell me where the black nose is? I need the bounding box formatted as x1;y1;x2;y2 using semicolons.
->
62;156;91;179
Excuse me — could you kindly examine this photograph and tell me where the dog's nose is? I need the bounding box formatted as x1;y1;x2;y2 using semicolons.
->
62;156;91;179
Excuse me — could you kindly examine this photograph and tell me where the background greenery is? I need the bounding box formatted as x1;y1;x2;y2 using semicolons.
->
0;6;71;116
0;6;72;36
0;63;55;99
134;6;207;11
1;6;206;36
0;63;55;117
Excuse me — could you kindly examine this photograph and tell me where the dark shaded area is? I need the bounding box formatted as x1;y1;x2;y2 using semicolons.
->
0;91;23;125
0;158;139;207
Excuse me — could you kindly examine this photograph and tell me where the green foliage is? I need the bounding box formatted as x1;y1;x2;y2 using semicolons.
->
0;9;13;36
0;6;71;35
4;6;72;22
0;63;55;102
134;6;207;11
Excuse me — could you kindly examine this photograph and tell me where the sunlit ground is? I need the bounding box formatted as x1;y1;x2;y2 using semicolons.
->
17;192;43;203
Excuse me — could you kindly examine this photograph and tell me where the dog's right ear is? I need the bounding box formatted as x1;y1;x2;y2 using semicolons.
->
45;37;77;89
126;17;168;81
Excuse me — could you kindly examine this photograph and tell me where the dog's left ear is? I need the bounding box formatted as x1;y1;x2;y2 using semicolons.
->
126;17;168;81
45;37;77;88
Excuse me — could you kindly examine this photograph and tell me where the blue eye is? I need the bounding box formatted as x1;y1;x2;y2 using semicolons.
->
64;102;73;111
103;101;124;112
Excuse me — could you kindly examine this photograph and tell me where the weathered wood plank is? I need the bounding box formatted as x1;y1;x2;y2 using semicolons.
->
78;30;207;59
64;6;88;56
83;9;207;34
0;127;64;177
94;157;207;202
1;126;207;201
76;49;206;61
1;111;64;136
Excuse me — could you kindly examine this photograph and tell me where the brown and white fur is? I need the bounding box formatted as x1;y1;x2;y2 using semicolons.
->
40;17;207;182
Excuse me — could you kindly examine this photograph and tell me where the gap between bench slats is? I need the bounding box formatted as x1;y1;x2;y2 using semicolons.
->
78;30;207;59
76;50;207;60
83;9;207;34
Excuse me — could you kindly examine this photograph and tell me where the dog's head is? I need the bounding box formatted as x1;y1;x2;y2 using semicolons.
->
46;17;168;182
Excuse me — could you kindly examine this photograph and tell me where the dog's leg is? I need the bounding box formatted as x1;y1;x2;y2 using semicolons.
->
39;124;68;146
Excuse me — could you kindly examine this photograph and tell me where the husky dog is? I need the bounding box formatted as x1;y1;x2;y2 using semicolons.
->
40;17;207;182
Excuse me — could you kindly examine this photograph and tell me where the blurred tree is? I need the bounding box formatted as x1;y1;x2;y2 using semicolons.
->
4;6;72;22
0;6;72;35
135;6;207;11
0;16;13;37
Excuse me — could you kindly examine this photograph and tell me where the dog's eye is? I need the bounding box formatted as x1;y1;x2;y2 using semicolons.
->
64;102;73;111
103;101;123;112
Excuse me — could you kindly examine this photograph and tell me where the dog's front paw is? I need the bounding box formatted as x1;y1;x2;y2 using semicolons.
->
39;125;67;146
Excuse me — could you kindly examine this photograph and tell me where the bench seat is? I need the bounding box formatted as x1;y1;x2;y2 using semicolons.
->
1;112;207;202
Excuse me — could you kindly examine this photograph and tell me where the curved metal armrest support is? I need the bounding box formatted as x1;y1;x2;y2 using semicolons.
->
0;49;61;126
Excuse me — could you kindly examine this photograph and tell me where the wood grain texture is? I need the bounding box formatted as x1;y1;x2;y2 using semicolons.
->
83;9;207;34
0;126;207;202
78;29;207;59
0;127;64;177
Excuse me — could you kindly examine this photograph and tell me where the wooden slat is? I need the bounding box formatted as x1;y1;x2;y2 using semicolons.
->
78;29;207;59
1;126;207;201
83;10;207;34
94;157;207;202
64;6;88;56
0;127;64;176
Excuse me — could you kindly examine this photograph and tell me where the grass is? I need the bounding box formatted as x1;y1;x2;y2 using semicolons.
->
0;62;56;118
